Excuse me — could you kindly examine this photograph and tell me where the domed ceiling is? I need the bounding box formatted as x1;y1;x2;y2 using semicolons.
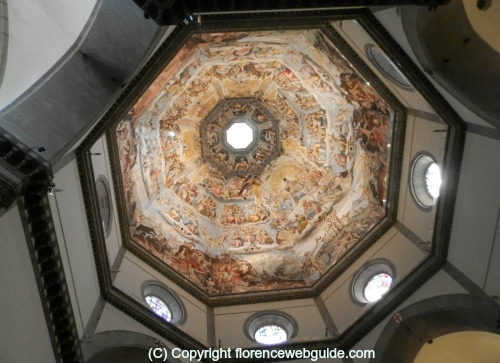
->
113;28;395;297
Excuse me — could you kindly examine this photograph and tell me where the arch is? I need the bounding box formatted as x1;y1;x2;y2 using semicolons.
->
400;2;500;128
414;331;500;363
371;294;500;363
82;330;182;363
0;0;100;111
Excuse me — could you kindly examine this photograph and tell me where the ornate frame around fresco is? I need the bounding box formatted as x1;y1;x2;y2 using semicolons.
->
77;8;465;357
0;130;84;362
109;14;408;305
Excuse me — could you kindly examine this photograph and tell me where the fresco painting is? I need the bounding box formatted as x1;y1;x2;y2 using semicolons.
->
115;29;393;295
198;98;281;178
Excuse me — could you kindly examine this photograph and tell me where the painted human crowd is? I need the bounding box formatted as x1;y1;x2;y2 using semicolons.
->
116;28;393;295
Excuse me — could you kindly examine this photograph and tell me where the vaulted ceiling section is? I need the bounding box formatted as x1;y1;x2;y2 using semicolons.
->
75;7;465;354
112;27;397;298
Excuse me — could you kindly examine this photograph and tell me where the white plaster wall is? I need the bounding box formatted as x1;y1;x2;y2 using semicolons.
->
49;193;85;337
96;303;159;337
372;6;494;128
351;269;468;362
398;115;446;243
94;302;189;362
448;133;500;292
323;230;426;334
331;19;435;113
320;227;398;299
90;135;123;267
332;16;448;245
214;299;323;348
484;209;500;299
0;0;98;109
0;205;56;363
113;252;208;345
50;158;101;332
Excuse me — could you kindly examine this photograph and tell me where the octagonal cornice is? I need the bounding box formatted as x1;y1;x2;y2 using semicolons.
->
81;9;407;307
76;8;465;359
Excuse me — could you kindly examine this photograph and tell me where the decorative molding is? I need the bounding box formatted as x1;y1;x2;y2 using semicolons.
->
407;108;442;124
400;4;500;129
0;5;465;363
207;307;216;348
370;294;500;363
0;170;17;213
199;98;281;178
18;175;83;362
0;0;104;115
135;0;451;26
395;221;430;253
110;246;126;283
314;296;338;338
467;123;500;141
0;126;46;213
0;130;83;361
243;310;298;344
93;10;406;307
74;8;465;360
443;262;489;299
83;296;106;340
82;330;182;363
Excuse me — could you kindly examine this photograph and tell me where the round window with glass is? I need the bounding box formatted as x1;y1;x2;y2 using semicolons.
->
244;312;297;345
411;154;442;209
142;283;186;324
366;44;413;90
145;295;172;322
352;261;395;304
364;273;393;303
254;325;288;345
425;162;442;199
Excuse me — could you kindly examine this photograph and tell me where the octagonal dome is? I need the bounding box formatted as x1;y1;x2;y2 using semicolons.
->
113;28;397;297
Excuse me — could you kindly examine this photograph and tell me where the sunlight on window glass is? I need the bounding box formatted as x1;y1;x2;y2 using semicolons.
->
425;162;441;198
364;273;392;302
145;295;172;322
226;122;254;149
254;325;288;345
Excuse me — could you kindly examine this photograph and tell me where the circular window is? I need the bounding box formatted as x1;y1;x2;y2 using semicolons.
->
425;162;442;199
142;282;186;324
352;260;394;304
364;273;393;303
145;295;172;322
225;121;254;150
366;44;413;90
410;154;441;209
244;312;297;345
95;176;113;237
255;325;288;345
